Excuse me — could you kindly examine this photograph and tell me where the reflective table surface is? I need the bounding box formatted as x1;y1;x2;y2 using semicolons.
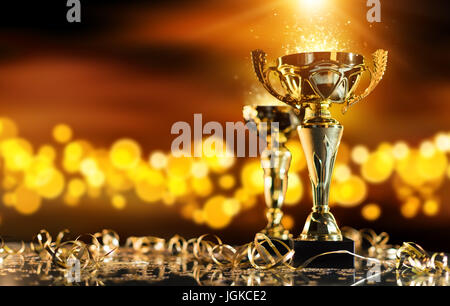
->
0;246;447;286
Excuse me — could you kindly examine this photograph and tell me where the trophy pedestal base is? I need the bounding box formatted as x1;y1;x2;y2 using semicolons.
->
292;238;355;269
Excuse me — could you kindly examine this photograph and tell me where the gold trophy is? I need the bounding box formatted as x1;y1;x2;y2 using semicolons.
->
243;105;301;240
251;49;387;266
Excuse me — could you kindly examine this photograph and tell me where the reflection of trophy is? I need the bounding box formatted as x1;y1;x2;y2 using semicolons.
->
251;49;387;266
243;105;301;240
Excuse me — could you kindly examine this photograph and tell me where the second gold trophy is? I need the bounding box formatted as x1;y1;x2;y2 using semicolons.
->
243;105;301;240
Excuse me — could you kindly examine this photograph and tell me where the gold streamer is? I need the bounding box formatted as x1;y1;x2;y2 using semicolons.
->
29;229;116;273
125;236;166;253
1;227;448;285
0;239;25;255
396;242;449;275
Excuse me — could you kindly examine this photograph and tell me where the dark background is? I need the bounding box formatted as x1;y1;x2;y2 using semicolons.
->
0;0;449;251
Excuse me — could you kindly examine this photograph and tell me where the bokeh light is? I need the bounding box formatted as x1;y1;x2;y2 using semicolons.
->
191;161;209;178
334;164;351;182
241;160;264;195
286;140;306;172
191;177;213;197
0;117;18;140
222;198;241;217
203;195;232;229
392;142;409;160
0;115;447;231
334;175;367;207
14;185;42;215
361;150;394;183
361;203;382;221
401;197;421;219
112;194;127;210
67;178;87;198
52;124;73;144
435;133;450;152
351;145;369;165
218;174;235;190
110;139;142;170
423;198;439;216
284;173;303;205
149;151;168;169
281;214;295;230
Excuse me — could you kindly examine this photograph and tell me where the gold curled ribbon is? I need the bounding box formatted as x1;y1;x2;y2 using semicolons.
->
361;228;390;247
167;235;187;254
247;233;294;270
0;236;25;265
125;236;166;253
212;243;249;268
342;227;398;260
0;239;25;255
101;229;447;278
29;229;117;274
92;229;120;254
4;227;449;284
396;242;449;275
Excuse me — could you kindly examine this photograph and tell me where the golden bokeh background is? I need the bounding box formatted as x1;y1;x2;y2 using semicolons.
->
0;0;449;250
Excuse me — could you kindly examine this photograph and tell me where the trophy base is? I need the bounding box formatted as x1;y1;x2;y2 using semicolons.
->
292;238;355;269
299;210;343;241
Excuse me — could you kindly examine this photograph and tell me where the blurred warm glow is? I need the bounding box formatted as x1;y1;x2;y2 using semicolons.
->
361;203;381;221
149;151;168;169
0;118;18;140
361;150;394;183
52;124;73;144
286;140;306;172
282;0;351;54
191;161;209;178
203;195;231;229
14;185;41;215
192;177;213;197
284;173;303;205
351;145;369;165
110;139;142;170
396;148;448;187
334;164;351;182
334;175;367;207
0;0;448;246
298;0;326;10
241;160;264;195
401;197;421;219
0;115;447;230
218;174;235;190
223;198;241;217
67;178;87;198
423;198;439;217
36;169;65;199
3;192;16;207
435;133;450;152
234;188;257;210
111;194;127;210
281;214;295;230
392;142;409;160
2;138;33;171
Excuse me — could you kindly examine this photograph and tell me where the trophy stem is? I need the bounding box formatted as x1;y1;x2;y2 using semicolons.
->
260;142;292;240
298;124;343;241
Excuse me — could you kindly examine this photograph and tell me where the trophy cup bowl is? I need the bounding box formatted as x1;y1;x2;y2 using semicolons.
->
243;104;301;240
251;48;387;267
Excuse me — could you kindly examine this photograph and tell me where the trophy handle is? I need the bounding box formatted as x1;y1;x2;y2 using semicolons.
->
251;49;297;108
342;49;388;113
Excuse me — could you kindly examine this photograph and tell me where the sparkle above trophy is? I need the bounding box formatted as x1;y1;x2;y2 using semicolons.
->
243;104;301;240
251;49;387;267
